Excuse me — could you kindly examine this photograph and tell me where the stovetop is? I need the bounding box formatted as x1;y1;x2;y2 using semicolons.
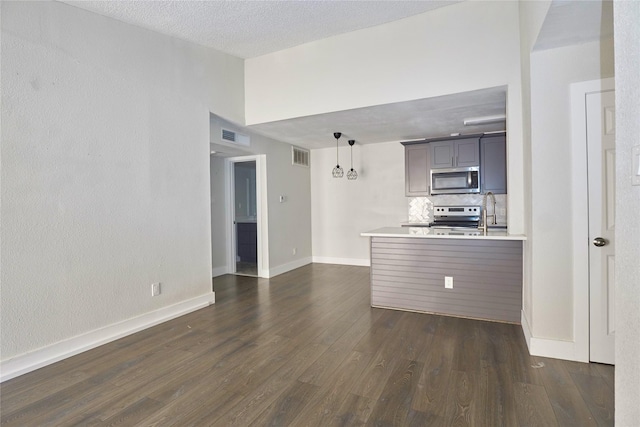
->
430;205;481;228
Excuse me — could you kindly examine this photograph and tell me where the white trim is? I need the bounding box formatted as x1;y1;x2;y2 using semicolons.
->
530;337;586;362
225;155;269;278
257;155;269;278
521;309;533;352
312;256;371;267
0;293;215;383
570;77;615;363
521;311;588;362
212;266;229;278
265;257;312;278
224;159;234;273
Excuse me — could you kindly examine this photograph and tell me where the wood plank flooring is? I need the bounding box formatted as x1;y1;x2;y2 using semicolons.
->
1;264;614;426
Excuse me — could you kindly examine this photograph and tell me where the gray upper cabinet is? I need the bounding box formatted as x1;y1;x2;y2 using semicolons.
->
404;143;430;196
480;133;507;194
430;141;455;168
403;134;504;197
430;137;480;169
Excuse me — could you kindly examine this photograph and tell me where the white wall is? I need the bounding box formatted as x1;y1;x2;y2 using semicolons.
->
614;0;640;422
247;0;527;259
528;39;614;343
1;1;243;367
518;0;551;336
245;2;524;278
209;116;313;276
246;1;521;126
311;142;407;265
210;155;228;275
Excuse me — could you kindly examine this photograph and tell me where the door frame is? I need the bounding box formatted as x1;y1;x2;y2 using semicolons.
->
225;155;269;278
570;77;615;362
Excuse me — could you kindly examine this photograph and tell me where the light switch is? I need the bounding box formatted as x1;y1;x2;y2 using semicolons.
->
633;146;640;186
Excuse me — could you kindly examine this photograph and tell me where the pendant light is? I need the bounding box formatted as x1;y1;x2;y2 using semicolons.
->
347;139;358;180
332;132;344;178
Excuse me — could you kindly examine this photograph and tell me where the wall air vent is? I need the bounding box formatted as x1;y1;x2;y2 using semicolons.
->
221;128;250;146
292;146;310;167
222;129;235;142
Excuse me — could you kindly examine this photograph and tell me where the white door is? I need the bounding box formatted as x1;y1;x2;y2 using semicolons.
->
587;90;616;365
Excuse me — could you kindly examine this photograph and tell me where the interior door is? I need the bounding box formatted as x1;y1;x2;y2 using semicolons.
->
587;90;615;365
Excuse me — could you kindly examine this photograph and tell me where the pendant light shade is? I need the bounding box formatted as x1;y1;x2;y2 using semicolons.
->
347;139;358;180
332;132;344;178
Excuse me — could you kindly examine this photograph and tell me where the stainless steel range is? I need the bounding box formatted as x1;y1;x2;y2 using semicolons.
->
430;205;481;228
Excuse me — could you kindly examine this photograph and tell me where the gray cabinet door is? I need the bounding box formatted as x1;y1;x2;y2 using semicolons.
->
430;138;479;169
480;134;507;194
456;138;480;167
405;144;430;196
430;141;455;169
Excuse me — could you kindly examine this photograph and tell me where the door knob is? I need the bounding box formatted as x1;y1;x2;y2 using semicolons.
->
593;237;608;247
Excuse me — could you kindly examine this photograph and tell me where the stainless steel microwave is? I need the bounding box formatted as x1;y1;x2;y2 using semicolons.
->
430;166;480;194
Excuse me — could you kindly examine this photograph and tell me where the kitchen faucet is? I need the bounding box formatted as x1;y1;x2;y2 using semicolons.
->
480;191;497;233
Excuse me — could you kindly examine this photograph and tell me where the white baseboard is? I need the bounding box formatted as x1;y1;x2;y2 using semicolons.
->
521;310;534;352
266;257;312;278
0;292;215;383
212;266;228;278
520;310;588;363
312;256;371;267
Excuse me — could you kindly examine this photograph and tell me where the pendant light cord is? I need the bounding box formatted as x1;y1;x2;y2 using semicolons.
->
348;139;356;170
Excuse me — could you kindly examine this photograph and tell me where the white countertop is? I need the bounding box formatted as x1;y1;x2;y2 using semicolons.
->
361;227;527;241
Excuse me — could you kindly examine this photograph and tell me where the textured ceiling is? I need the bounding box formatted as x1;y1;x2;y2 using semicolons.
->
62;0;461;59
248;87;507;150
534;0;613;51
61;0;609;150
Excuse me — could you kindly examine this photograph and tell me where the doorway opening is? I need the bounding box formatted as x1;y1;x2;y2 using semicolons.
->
225;155;268;278
233;161;258;276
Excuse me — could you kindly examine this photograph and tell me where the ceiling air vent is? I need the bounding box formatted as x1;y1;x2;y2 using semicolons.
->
292;146;310;167
221;128;250;146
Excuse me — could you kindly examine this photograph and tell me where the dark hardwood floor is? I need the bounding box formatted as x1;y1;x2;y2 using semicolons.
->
1;264;614;426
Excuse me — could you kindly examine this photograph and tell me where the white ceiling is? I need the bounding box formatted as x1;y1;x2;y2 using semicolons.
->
534;0;613;51
62;0;462;59
248;87;507;149
62;0;611;150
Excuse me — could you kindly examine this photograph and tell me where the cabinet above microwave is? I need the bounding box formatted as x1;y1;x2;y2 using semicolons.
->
430;137;480;169
401;132;505;196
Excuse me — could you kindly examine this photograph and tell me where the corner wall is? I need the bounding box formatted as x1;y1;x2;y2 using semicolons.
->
210;155;228;276
517;0;551;346
0;1;244;377
528;39;614;346
311;142;407;265
614;0;640;422
209;116;313;277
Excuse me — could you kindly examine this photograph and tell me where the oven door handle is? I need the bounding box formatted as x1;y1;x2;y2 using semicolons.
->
467;172;472;187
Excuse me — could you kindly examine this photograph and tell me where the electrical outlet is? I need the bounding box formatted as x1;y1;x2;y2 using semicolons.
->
292;247;297;255
445;276;453;289
151;282;161;296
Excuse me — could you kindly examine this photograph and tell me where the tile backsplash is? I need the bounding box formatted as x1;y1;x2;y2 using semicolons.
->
407;194;507;225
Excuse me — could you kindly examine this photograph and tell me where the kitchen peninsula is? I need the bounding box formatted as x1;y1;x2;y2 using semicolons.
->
361;227;526;323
